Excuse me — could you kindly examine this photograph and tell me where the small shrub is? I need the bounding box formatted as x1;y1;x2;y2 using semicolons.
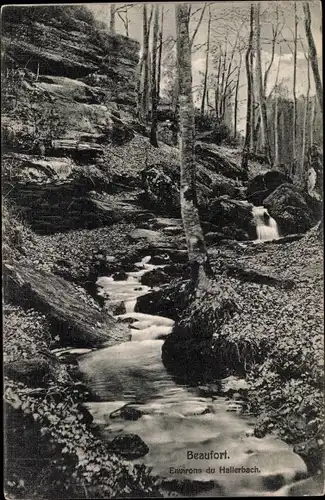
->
195;112;233;145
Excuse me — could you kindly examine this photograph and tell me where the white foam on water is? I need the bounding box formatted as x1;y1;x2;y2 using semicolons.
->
253;206;279;241
125;299;137;313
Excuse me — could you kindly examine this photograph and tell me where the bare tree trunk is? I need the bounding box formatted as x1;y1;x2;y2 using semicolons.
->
273;48;282;167
292;2;298;175
242;4;254;170
255;2;272;164
147;48;152;116
175;3;211;286
200;6;211;117
250;44;255;151
125;9;129;37
150;5;159;147
300;54;311;180
280;106;285;166
310;94;315;146
253;7;279;153
219;39;228;121
141;5;149;121
215;52;222;122
274;92;279;167
206;88;210;112
157;6;164;104
303;2;323;112
233;51;242;140
136;56;144;120
110;4;116;34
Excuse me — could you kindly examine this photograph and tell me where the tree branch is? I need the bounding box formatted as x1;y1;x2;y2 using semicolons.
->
190;3;207;47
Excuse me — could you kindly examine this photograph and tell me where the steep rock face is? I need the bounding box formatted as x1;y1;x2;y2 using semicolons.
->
2;6;139;153
2;6;138;98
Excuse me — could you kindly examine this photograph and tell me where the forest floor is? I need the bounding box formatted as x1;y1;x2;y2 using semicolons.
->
208;225;324;472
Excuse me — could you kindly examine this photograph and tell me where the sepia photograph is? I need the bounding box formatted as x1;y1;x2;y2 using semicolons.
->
2;1;324;497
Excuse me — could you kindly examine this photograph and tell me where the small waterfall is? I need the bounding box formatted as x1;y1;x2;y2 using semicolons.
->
252;206;279;241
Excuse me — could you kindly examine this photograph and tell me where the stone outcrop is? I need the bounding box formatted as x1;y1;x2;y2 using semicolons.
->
247;170;293;205
2;7;139;102
139;161;245;217
204;196;256;241
264;183;315;235
2;6;138;158
4;176;148;234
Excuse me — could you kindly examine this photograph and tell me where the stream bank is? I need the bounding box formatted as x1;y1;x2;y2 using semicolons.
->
76;233;323;496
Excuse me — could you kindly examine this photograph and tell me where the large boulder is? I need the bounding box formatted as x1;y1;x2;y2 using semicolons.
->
203;196;256;241
3;262;129;348
162;281;240;383
211;173;246;199
264;183;314;235
247;170;293;205
135;280;192;321
128;228;173;248
106;434;149;459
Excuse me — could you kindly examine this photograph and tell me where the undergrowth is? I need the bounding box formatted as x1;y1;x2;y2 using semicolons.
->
4;305;161;499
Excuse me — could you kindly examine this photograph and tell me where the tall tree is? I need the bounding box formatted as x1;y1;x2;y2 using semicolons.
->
110;4;116;34
253;3;281;152
156;6;164;104
141;5;149;121
233;51;242;140
173;4;208;144
175;3;210;286
136;55;144;120
255;2;272;164
200;5;211;117
250;22;256;152
214;45;222;122
303;2;323;112
310;94;316;146
300;51;311;180
273;48;282;167
292;2;298;176
150;5;159;147
241;4;254;170
274;90;279;167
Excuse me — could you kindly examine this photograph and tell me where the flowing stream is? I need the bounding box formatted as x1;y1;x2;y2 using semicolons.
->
75;255;308;497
